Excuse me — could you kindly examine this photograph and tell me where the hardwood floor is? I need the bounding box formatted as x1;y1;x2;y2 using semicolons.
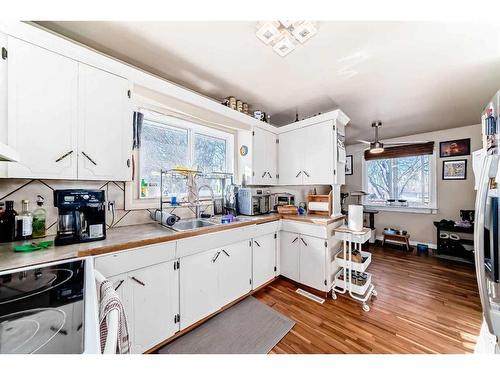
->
253;244;483;354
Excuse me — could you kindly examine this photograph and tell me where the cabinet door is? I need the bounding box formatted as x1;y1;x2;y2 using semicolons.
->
105;273;131;353
252;233;277;289
251;127;268;185
278;129;304;185
7;37;78;179
179;248;220;330
279;231;300;281
77;63;132;181
218;240;252;307
266;132;278;184
299;235;327;291
128;261;179;353
302;122;334;185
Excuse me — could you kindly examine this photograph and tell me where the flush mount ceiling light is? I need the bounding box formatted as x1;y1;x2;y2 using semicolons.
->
256;21;318;57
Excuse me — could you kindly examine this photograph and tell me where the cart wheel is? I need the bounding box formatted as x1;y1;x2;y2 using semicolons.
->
372;289;378;297
362;303;370;312
331;291;337;300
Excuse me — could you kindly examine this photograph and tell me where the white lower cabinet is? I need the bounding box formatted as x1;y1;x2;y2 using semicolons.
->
252;233;277;289
218;240;252;307
128;262;179;354
280;231;300;280
179;239;251;330
100;261;179;354
298;235;327;291
280;231;329;292
179;248;220;330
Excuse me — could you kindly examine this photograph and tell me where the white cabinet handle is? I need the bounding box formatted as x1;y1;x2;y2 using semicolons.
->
295;171;302;178
292;237;299;243
300;238;308;246
212;251;221;262
130;276;145;286
303;170;310;177
261;172;267;178
254;241;261;247
222;249;230;257
266;172;272;178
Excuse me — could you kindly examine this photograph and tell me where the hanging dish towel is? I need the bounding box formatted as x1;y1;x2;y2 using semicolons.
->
98;279;130;354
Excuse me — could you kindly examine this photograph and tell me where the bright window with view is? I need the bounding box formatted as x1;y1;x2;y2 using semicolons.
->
363;154;435;209
138;113;233;199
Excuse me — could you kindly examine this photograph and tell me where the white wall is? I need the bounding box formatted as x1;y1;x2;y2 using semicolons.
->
345;123;481;246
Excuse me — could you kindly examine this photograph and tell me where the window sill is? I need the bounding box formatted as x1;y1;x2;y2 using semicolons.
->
363;205;438;214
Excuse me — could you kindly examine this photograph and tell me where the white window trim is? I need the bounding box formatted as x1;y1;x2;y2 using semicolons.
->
125;111;235;211
361;150;438;213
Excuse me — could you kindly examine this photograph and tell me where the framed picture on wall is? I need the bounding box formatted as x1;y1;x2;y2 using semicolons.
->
439;138;471;158
443;159;467;180
345;155;353;175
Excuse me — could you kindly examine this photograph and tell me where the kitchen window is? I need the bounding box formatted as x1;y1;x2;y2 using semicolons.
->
362;152;437;211
137;112;234;201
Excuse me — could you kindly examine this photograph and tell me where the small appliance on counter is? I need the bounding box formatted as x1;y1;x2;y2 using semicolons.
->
224;183;239;216
238;187;271;216
54;189;106;246
271;192;295;212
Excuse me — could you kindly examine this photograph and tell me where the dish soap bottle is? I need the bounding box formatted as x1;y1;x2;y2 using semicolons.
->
15;200;33;241
32;195;46;238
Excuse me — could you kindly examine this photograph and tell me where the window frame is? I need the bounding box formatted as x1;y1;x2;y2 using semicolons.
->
361;150;438;213
125;111;234;210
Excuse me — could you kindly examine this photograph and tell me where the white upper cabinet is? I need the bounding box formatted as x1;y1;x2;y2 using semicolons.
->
5;37;132;181
78;63;132;181
243;127;278;185
277;127;305;185
7;37;78;179
278;121;334;185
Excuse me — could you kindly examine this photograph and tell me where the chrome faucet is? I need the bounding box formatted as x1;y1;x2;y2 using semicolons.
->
196;184;215;218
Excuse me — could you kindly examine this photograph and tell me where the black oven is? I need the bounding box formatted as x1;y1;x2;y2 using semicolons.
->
0;259;86;354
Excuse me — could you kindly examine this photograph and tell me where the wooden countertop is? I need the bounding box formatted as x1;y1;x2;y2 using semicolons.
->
0;213;345;272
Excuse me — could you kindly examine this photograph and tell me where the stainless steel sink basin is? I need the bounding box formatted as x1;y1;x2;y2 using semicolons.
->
171;219;216;232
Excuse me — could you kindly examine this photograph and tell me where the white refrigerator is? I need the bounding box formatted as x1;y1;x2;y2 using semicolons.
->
473;89;500;353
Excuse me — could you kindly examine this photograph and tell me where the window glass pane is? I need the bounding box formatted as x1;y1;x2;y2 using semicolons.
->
365;155;431;207
139;120;188;199
194;133;227;196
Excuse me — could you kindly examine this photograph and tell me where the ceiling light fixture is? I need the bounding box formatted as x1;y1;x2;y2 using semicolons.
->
256;21;318;57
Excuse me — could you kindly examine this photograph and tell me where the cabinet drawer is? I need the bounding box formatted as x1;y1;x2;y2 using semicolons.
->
94;241;176;277
281;220;327;239
177;225;254;258
252;220;280;237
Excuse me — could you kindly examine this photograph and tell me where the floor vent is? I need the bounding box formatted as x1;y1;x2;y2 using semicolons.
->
295;288;325;304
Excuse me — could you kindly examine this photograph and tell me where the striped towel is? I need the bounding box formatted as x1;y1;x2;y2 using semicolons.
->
98;279;130;354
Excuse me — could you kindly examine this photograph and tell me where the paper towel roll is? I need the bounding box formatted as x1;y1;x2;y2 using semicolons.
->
308;201;330;212
348;205;363;232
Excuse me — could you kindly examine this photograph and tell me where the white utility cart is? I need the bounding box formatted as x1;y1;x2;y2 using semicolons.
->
332;226;377;312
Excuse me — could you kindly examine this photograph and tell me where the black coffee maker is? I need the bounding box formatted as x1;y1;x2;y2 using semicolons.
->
54;189;106;246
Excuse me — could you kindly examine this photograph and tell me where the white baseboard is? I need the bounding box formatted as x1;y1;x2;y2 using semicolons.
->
375;235;437;250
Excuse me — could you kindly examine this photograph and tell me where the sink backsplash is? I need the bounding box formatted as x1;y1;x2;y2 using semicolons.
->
0;179;183;236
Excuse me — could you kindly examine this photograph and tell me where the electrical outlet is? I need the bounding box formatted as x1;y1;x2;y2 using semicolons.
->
107;200;115;211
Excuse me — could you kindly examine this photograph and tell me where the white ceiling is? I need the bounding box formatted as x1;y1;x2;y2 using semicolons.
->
36;21;500;142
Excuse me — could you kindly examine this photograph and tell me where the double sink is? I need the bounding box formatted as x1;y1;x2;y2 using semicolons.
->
168;216;257;232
